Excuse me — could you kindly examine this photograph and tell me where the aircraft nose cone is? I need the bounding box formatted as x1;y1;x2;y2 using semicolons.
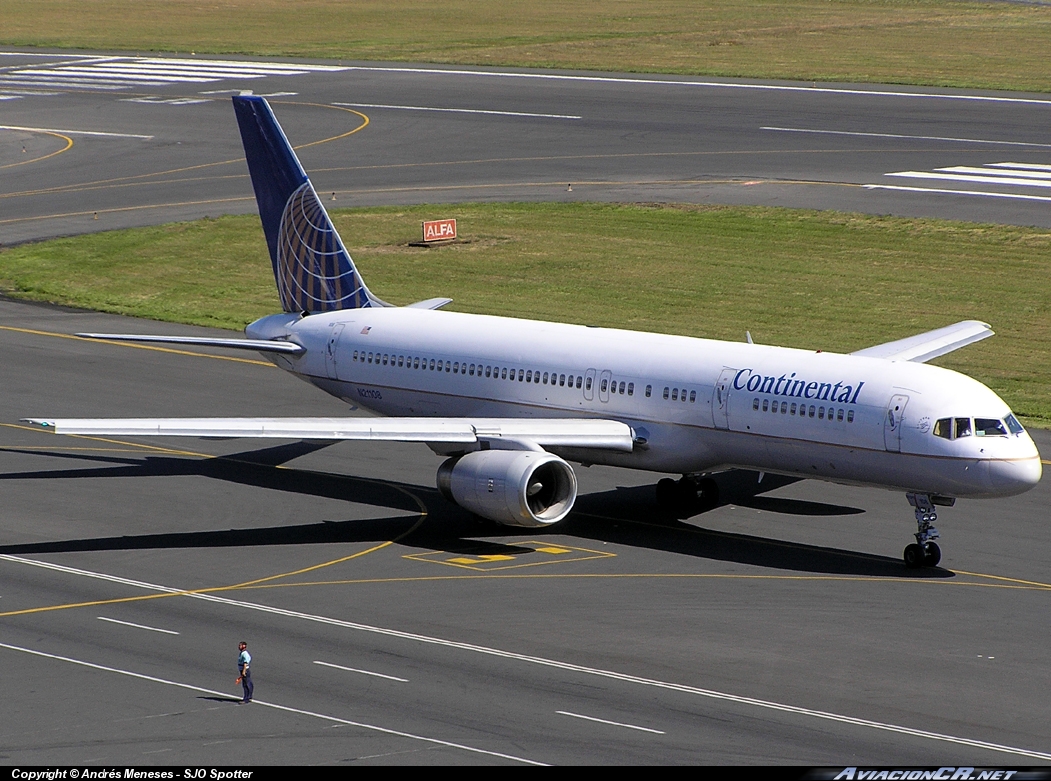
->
985;455;1042;496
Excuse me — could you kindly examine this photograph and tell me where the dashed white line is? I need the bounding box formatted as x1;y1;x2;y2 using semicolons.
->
0;124;153;139
334;102;581;120
97;616;179;635
0;641;544;765
761;126;1051;148
557;710;665;734
314;660;409;682
4;554;1050;761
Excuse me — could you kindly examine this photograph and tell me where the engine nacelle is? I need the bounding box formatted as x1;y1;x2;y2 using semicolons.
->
436;450;578;527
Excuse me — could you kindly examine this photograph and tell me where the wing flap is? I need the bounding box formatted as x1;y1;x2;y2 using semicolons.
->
23;417;635;451
850;320;993;363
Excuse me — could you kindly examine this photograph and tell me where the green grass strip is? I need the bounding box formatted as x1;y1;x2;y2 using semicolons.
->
2;1;1051;93
2;202;1049;426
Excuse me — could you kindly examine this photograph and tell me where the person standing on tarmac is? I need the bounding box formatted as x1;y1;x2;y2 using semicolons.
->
236;641;253;704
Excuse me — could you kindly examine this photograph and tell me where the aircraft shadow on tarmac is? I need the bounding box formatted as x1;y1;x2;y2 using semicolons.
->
0;441;949;578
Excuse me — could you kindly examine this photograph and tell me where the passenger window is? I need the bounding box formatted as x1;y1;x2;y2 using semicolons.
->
577;376;583;389
790;403;797;415
453;362;459;373
762;399;768;411
809;406;816;418
619;381;625;394
501;368;507;379
753;398;759;410
645;385;652;397
628;382;634;396
561;374;566;386
847;410;854;422
672;388;678;401
690;390;696;403
975;418;1007;437
954;418;972;438
663;387;669;400
837;409;843;421
781;402;787;414
534;372;540;383
429;359;435;370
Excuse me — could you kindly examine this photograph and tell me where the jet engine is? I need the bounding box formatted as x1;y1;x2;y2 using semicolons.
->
436;450;578;527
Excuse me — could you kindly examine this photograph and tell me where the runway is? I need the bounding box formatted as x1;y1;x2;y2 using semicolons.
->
1;50;1050;765
3;50;1051;249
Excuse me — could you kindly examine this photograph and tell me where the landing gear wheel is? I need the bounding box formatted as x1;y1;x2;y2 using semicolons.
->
903;543;925;569
923;542;941;567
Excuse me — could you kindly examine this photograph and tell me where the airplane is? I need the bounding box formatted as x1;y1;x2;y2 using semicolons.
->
24;95;1042;569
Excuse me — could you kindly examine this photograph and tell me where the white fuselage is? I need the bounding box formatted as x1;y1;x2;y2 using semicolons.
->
248;307;1042;499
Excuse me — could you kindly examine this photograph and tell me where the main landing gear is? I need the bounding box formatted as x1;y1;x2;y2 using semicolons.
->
903;493;951;568
656;475;720;518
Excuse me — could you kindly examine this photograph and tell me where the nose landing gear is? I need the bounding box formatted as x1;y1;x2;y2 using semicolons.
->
904;493;946;568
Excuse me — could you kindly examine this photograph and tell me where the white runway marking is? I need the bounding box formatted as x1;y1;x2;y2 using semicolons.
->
334;102;581;120
991;161;1051;172
4;554;1050;760
0;124;153;139
886;171;1051;189
556;710;665;734
0;641;543;765
343;66;1051;106
97;616;179;635
761;126;1051;149
0;55;346;93
864;184;1051;203
314;660;409;682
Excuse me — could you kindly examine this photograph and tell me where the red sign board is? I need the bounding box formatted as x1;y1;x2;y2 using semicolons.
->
422;218;457;242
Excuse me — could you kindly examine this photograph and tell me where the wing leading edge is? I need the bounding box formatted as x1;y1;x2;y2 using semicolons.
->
23;417;635;451
850;320;993;363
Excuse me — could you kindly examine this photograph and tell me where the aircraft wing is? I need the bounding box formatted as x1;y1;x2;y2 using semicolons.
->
850;320;993;363
22;417;635;451
76;333;305;355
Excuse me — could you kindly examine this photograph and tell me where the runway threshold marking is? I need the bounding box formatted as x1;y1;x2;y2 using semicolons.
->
314;660;408;682
2;555;1048;761
0;129;72;170
761;126;1051;149
556;710;664;734
0;641;543;766
97;615;179;635
403;541;614;571
863;184;1051;204
0;325;275;367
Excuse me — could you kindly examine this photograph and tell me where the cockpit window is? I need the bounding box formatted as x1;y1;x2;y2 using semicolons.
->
1004;414;1025;435
975;418;1007;437
954;417;972;438
933;418;952;439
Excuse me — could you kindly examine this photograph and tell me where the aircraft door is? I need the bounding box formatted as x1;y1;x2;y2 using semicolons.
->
884;393;909;452
326;323;346;380
712;368;736;430
583;369;596;401
598;370;612;403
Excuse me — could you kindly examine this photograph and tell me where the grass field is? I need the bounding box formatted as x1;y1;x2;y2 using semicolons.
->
2;1;1050;92
2;203;1049;426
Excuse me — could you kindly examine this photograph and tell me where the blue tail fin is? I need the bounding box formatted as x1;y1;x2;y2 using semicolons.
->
232;95;383;312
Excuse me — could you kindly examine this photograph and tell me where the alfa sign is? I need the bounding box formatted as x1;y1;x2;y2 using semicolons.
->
422;218;457;242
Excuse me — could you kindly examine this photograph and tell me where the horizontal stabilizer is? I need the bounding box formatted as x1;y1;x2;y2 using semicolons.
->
23;417;635;451
851;320;993;363
406;297;453;310
76;333;305;355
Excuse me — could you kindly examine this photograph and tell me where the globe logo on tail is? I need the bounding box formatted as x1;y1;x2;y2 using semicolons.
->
276;182;372;312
